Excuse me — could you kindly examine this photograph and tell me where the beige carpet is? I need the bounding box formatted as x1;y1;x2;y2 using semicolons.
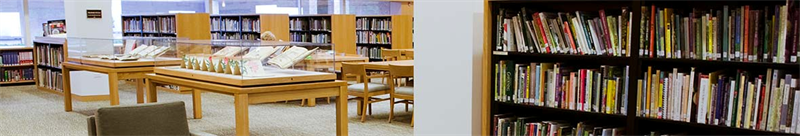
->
0;82;413;136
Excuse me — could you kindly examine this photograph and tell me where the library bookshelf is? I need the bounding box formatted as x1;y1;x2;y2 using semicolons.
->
0;46;35;85
483;0;798;135
289;14;356;54
122;13;211;40
210;14;290;41
122;13;211;94
33;37;108;101
355;15;414;61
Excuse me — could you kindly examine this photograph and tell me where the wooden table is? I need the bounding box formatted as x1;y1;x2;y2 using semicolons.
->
355;60;414;71
145;66;348;136
62;57;182;112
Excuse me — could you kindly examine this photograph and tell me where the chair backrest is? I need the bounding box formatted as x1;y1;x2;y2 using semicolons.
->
388;64;414;78
341;63;367;82
88;101;190;136
381;49;401;61
402;51;414;60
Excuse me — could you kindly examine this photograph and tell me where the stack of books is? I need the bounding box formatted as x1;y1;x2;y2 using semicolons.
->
1;51;33;66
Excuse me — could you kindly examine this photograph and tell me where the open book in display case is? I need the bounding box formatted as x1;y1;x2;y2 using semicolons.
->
152;40;338;86
66;37;185;68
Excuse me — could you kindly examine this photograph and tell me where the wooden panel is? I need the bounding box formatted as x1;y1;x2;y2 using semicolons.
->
175;13;211;40
391;15;414;49
153;66;336;86
248;87;338;103
331;14;356;54
400;2;414;16
0;46;33;51
482;1;491;135
259;14;290;41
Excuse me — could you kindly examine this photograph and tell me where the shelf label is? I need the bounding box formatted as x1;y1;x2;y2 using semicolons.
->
493;51;508;55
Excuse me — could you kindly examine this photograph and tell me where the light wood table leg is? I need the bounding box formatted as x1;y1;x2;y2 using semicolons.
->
136;78;144;104
308;98;316;107
146;79;158;103
192;89;203;119
108;72;120;106
234;93;250;136
62;67;73;112
336;86;348;136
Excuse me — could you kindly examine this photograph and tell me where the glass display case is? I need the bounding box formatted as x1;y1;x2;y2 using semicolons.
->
66;37;184;67
151;39;337;85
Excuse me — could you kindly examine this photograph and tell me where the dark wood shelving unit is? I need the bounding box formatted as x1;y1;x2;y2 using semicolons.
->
484;0;799;135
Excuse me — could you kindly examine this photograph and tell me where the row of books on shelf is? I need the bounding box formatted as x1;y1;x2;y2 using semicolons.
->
289;18;331;31
1;51;33;66
357;31;392;44
639;4;800;64
242;18;260;32
142;17;160;33
493;115;625;136
211;18;240;31
356;46;384;60
637;67;800;133
356;18;392;31
1;68;33;83
290;33;330;43
494;60;630;115
35;46;63;69
495;8;633;57
123;33;162;37
122;18;141;32
38;68;62;92
212;33;259;40
159;17;176;33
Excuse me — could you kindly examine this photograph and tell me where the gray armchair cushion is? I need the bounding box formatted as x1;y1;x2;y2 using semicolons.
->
347;83;389;92
395;87;414;95
91;101;191;136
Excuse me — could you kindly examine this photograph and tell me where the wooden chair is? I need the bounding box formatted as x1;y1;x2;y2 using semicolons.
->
387;64;414;126
381;49;402;61
401;51;414;60
342;63;391;122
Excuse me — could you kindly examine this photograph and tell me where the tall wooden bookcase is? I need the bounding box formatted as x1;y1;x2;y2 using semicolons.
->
210;14;289;41
289;14;356;54
483;0;798;135
355;15;414;61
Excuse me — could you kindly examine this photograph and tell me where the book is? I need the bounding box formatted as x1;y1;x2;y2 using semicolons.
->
267;46;318;69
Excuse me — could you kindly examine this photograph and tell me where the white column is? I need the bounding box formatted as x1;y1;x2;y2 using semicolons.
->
415;0;484;135
22;0;30;46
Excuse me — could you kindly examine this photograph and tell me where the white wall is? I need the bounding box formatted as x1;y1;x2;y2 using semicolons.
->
415;0;484;135
64;0;112;39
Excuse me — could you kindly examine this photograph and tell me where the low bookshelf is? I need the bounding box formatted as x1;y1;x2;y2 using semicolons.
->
0;46;35;86
210;14;289;41
355;15;413;61
289;14;356;54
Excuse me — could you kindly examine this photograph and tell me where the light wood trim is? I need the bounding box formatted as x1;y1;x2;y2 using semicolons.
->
481;0;491;135
192;89;203;119
0;46;33;51
259;14;290;41
108;72;120;105
154;67;336;87
175;13;211;40
37;86;63;95
147;73;242;94
66;57;182;68
331;14;356;54
146;78;158;103
248;87;338;104
234;93;250;136
72;94;111;101
62;63;154;73
136;79;145;103
62;66;73;111
391;15;414;49
336;85;348;136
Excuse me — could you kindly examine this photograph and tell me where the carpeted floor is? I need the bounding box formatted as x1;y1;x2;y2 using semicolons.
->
0;82;413;136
